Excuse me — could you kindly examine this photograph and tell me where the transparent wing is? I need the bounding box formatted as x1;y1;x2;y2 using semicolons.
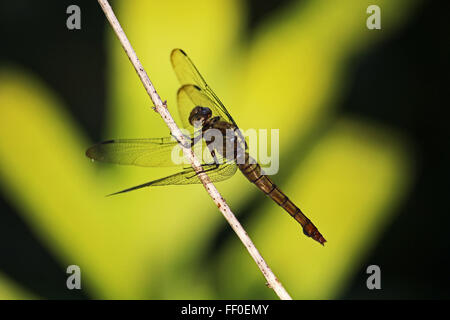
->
86;137;181;167
176;84;198;131
176;84;228;132
170;48;240;130
170;48;210;93
171;48;247;149
86;136;228;168
108;162;238;196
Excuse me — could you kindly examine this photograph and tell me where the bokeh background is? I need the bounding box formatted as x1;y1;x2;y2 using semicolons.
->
0;0;448;299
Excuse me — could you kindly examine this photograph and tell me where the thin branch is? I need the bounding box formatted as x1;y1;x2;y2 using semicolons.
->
97;0;292;300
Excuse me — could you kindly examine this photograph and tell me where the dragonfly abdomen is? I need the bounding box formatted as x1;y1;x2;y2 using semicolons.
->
238;153;326;245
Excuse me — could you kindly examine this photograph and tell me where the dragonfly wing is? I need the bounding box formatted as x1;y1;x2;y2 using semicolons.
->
170;48;209;90
171;49;247;149
177;84;224;122
176;84;229;132
108;162;238;196
178;84;247;150
176;84;197;131
171;49;232;123
86;137;183;167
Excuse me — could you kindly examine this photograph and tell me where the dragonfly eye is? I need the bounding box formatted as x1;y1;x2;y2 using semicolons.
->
189;106;212;126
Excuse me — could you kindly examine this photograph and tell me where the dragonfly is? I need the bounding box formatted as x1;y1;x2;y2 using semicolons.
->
86;49;326;245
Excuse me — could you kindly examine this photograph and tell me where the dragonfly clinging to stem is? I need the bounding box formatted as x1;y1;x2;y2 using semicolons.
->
86;49;326;245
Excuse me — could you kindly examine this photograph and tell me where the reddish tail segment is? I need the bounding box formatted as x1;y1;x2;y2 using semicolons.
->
238;153;326;245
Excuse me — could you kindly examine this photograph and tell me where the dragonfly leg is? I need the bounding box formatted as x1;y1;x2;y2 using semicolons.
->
170;132;199;149
185;148;220;178
184;163;220;179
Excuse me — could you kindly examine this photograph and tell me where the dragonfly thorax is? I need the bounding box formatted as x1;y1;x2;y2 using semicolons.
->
189;106;212;127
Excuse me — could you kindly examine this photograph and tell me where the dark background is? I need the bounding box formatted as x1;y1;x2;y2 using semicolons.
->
0;0;448;299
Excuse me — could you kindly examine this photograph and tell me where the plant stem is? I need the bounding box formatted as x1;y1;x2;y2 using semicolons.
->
97;0;292;300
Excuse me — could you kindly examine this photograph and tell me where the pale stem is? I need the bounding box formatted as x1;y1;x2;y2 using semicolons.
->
97;0;292;300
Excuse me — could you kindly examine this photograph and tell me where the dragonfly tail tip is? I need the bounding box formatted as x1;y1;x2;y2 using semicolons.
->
312;231;326;246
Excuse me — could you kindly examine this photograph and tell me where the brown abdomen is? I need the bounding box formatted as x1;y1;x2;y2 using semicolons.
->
238;153;326;245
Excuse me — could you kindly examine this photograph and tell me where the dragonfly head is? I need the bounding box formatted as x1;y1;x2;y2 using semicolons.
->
189;106;212;128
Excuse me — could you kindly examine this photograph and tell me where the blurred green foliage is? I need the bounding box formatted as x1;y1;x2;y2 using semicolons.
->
0;0;418;299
